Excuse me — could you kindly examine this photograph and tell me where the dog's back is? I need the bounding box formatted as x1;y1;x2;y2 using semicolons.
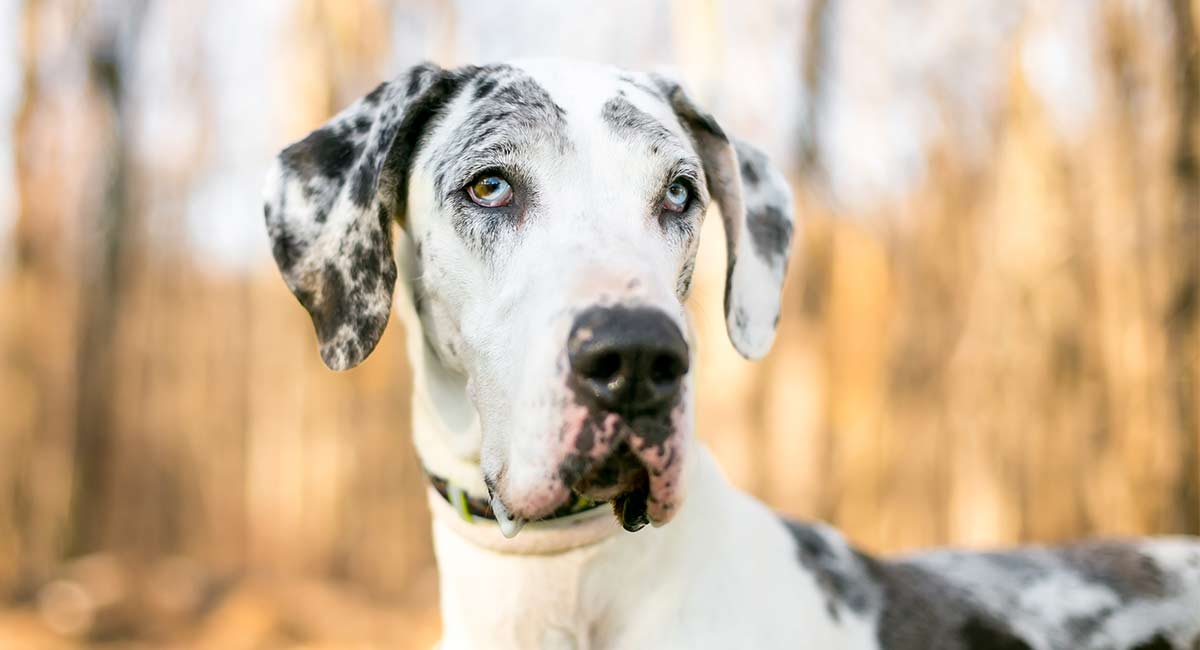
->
788;520;1200;649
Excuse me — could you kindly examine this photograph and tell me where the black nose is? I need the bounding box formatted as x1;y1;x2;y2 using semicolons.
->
567;306;689;415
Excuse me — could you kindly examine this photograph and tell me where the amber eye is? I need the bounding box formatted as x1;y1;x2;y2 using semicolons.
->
662;181;689;213
468;175;513;207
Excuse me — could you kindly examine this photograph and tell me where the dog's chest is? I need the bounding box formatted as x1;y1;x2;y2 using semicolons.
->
429;456;871;650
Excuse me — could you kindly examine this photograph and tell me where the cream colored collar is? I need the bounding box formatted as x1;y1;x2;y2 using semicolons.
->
427;487;621;555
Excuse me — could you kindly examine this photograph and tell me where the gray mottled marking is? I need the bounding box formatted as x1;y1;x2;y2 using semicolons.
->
264;63;472;370
601;96;677;149
733;139;794;266
783;518;1034;648
783;521;880;622
871;559;1032;650
675;256;696;298
650;74;728;145
433;64;570;195
651;75;794;358
781;516;1200;649
1056;541;1167;601
424;65;571;256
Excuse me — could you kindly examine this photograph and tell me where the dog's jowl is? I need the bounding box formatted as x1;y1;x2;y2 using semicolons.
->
265;59;1200;649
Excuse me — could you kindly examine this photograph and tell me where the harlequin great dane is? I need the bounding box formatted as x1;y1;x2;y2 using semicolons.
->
263;59;1200;649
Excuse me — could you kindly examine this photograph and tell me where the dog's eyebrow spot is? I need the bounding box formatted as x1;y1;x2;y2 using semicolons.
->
424;66;573;256
432;66;571;200
601;96;676;147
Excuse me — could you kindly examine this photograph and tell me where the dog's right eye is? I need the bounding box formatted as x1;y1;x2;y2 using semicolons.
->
467;174;513;208
661;181;690;213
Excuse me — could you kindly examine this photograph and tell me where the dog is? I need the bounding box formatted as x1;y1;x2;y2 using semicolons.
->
262;59;1200;649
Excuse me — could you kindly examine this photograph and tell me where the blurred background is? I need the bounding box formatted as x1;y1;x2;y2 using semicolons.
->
0;0;1197;647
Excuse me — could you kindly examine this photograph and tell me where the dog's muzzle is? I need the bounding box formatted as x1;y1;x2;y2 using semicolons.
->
564;306;688;531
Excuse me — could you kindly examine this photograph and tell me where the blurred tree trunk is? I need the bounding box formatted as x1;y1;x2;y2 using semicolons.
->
1167;0;1199;533
67;2;148;557
8;0;82;594
9;0;53;595
798;0;830;175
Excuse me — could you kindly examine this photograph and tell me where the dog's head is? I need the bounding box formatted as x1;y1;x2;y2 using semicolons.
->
263;60;793;535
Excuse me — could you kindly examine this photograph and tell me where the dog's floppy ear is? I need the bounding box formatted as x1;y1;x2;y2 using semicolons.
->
657;78;796;359
263;63;464;370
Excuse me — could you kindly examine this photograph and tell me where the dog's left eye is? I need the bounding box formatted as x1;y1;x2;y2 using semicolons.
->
661;181;690;213
468;175;513;208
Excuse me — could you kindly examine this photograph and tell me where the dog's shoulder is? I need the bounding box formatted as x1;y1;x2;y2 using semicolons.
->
880;537;1200;649
780;519;1200;649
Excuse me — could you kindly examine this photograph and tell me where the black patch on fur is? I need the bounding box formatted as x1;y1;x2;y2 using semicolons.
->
406;64;435;96
363;81;387;105
265;63;477;369
783;521;877;623
1064;610;1112;641
1132;634;1175;650
1057;542;1167;602
747;204;794;263
379;67;481;222
734;140;793;264
601;96;676;147
652;75;728;144
280;124;363;209
410;281;425;316
309;262;350;346
349;157;377;208
722;262;734;318
1134;634;1177;650
376;202;391;231
474;76;498;100
676;256;696;297
740;157;760;185
270;222;303;272
958;617;1033;650
868;559;1033;650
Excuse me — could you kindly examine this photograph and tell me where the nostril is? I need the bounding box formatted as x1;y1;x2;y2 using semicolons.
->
649;353;684;385
568;306;689;412
581;351;624;383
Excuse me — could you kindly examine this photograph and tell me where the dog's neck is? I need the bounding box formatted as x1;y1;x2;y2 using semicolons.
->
397;294;846;648
426;441;845;650
406;331;488;494
395;235;488;494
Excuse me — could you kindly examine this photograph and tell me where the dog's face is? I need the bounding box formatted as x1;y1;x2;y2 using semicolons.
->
263;60;793;535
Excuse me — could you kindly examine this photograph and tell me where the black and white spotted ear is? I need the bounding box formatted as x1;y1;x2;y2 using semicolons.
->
659;79;796;359
263;63;464;370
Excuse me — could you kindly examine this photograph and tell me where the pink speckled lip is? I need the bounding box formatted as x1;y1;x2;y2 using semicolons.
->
499;398;687;531
556;398;687;529
633;404;687;526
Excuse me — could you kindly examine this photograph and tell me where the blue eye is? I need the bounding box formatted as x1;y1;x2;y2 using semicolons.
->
468;175;513;207
662;181;689;213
